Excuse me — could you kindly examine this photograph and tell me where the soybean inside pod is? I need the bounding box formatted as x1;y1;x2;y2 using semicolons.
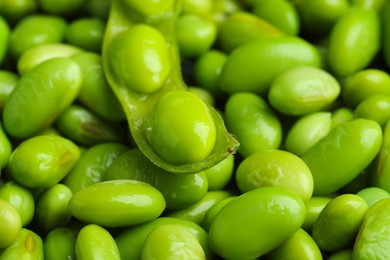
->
102;0;239;173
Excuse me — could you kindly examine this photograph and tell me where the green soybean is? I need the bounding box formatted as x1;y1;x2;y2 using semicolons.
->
357;187;390;207
115;217;213;260
202;154;234;191
312;194;368;252
0;71;18;111
3;57;83;139
285;112;332;156
9;14;67;58
372;119;390;192
44;227;77;260
268;66;341;116
34;184;73;231
236;149;313;203
265;229;322;260
202;196;236;232
37;0;85;15
224;92;282;157
62;142;128;193
55;105;126;146
302;196;332;233
65;18;105;52
341;69;390;108
209;187;306;259
68;180;166;227
0;228;43;259
0;16;10;65
327;249;353;260
354;95;390;127
104;148;208;210
0;121;12;169
102;0;238;173
0;0;37;25
219;36;321;95
0;181;34;227
75;224;120;260
141;224;205;260
353;198;390;259
327;7;380;78
8;135;80;189
301;118;382;196
0;199;22;249
72;51;125;122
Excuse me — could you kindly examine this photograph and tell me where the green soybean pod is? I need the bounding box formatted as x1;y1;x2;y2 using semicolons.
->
105;148;208;210
34;184;73;231
203;154;234;191
44;227;77;260
141;224;205;260
0;199;22;249
252;0;300;36
0;228;43;259
264;229;322;260
312;194;368;252
0;181;34;227
216;11;283;53
372;119;390;192
357;187;390;207
8;135;80;189
115;217;213;260
65;17;104;52
301;118;382;196
9;14;67;58
3;57;82;139
353;198;390;259
285;112;332;156
72;51;125;122
224;92;282;157
341;69;390;108
236;149;313;203
0;16;10;65
354;95;390;127
219;36;321;95
176;13;217;58
68;180;166;227
55;105;126;146
302;196;332;233
103;0;238;173
209;187;306;259
17;43;83;75
75;224;120;260
0;71;18;111
62;142;128;193
327;7;380;78
268;66;341;116
0;0;37;25
167;190;232;227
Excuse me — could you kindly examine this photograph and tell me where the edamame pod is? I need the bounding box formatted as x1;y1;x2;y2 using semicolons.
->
353;198;390;259
105;148;208;210
9;135;80;189
219;36;321;95
209;187;306;259
327;7;380;78
301;118;382;196
75;224;120;260
0;228;43;259
115;217;212;260
102;0;238;173
68;180;166;227
3;57;83;139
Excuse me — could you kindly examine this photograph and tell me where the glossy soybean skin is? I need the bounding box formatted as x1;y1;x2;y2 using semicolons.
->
0;199;22;249
354;95;390;127
312;194;369;252
0;228;43;259
105;148;208;210
209;187;306;259
44;227;77;260
219;36;321;95
353;198;390;259
301;118;382;196
327;7;380;77
268;66;341;116
224;92;282;157
3;57;83;139
9;135;80;189
236;149;313;203
68;180;166;227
